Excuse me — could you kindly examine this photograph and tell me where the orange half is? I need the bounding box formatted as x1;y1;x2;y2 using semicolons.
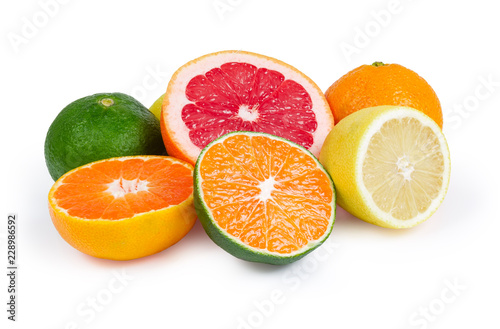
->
48;156;197;260
194;132;336;264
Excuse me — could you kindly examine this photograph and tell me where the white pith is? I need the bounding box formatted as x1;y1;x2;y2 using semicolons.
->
163;51;334;162
396;155;414;181
257;176;276;202
196;131;336;257
238;104;259;122
356;108;451;228
105;178;149;198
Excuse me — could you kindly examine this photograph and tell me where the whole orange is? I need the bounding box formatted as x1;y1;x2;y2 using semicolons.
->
325;62;443;128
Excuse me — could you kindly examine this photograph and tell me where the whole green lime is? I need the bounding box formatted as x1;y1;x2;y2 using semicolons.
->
45;93;166;180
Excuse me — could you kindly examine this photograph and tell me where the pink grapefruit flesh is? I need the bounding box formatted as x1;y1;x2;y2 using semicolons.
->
161;50;334;164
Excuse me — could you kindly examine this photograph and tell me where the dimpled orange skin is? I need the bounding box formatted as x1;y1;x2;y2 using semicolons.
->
325;63;443;128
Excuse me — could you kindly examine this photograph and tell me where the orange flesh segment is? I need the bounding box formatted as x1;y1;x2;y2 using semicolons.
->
53;158;193;220
200;135;333;254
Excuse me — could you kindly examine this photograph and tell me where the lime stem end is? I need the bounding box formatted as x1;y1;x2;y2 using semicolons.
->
100;98;114;107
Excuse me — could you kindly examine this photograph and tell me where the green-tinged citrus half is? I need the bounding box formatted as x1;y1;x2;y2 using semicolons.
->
194;131;336;265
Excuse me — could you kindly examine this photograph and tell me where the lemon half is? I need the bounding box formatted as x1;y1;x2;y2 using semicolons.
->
319;105;450;228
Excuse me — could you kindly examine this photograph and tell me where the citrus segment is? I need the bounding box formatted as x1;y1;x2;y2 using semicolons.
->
194;132;335;264
319;106;450;229
48;156;197;260
161;50;334;164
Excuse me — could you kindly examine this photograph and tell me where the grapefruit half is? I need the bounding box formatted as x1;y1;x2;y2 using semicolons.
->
161;50;334;164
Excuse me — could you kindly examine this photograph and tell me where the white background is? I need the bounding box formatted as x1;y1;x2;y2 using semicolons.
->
1;1;499;328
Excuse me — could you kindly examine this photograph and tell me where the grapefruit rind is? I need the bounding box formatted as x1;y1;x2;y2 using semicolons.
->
48;155;197;260
161;50;334;165
194;131;336;265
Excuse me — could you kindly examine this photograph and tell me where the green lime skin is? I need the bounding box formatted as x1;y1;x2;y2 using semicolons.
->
45;93;166;181
193;131;336;265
